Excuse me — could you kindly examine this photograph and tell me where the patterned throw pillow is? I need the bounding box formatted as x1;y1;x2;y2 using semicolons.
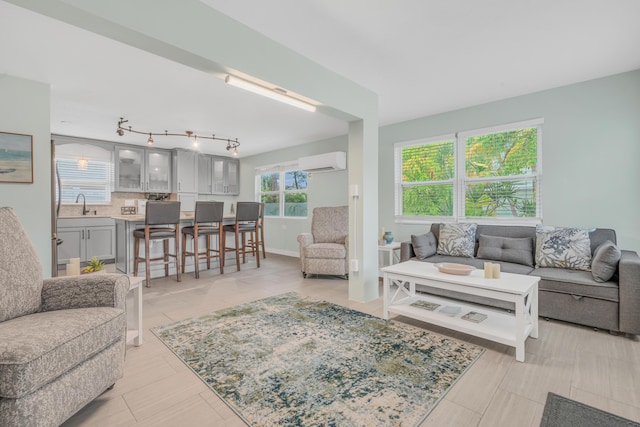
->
535;226;592;271
437;223;477;258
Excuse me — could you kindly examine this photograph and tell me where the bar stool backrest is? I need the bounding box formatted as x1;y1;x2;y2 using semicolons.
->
194;201;224;224
145;201;181;226
235;202;260;222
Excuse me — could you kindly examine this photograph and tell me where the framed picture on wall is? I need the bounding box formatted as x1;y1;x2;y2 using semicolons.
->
0;131;33;183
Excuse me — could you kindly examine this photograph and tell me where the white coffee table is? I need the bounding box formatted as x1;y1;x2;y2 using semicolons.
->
381;261;539;362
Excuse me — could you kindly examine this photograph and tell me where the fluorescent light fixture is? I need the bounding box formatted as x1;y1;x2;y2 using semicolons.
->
225;75;317;112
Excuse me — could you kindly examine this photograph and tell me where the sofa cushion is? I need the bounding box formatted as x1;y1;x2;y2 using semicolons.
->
411;232;437;260
530;268;619;302
304;243;347;259
477;235;534;267
437;223;477;258
535;226;592;271
0;307;126;398
0;207;43;322
591;240;621;283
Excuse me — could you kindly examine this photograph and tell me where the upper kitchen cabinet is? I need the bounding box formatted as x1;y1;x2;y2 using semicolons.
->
146;149;172;192
115;146;171;193
172;149;198;193
197;155;239;195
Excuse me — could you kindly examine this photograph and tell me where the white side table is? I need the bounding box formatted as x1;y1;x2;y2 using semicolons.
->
378;241;402;275
126;275;144;346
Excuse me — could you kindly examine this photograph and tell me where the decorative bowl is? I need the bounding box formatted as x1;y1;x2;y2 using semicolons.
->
434;263;476;276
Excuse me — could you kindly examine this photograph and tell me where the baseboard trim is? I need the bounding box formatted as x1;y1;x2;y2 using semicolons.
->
265;248;298;258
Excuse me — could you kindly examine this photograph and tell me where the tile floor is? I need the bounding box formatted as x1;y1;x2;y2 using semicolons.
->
61;254;640;427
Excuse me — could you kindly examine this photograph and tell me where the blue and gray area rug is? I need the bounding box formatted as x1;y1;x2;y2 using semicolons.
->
152;293;483;426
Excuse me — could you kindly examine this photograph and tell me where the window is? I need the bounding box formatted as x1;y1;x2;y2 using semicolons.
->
56;143;113;204
256;164;308;218
395;119;542;223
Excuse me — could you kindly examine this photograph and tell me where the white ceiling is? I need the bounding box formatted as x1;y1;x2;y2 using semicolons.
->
1;0;639;157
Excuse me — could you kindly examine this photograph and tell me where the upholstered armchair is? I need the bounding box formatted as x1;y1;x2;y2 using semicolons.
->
297;206;349;279
0;207;129;427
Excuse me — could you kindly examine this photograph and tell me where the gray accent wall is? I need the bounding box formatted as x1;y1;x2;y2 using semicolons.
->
0;75;52;276
378;69;640;253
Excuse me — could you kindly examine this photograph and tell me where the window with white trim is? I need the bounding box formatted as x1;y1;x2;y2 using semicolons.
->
395;119;542;223
256;163;308;218
56;143;114;204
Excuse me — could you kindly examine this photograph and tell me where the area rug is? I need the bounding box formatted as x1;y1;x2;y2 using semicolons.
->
540;393;640;427
151;293;484;427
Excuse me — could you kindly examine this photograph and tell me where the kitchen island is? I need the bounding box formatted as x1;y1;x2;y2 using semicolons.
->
113;214;236;278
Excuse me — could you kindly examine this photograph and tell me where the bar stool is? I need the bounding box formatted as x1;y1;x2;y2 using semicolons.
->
248;202;266;259
223;202;261;272
133;201;181;287
181;201;225;278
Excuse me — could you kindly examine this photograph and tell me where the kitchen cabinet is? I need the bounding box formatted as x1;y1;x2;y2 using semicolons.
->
115;146;171;193
197;154;239;195
57;217;115;265
172;149;198;193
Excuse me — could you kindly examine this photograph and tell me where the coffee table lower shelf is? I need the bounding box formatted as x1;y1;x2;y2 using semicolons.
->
388;294;533;350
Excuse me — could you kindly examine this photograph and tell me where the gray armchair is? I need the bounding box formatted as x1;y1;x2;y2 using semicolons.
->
0;207;129;427
297;206;349;279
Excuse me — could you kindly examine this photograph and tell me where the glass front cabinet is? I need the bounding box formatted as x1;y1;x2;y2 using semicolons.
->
115;146;171;193
197;154;239;195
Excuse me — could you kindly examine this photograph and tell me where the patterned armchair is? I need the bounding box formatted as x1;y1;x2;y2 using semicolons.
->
0;207;129;427
297;206;349;279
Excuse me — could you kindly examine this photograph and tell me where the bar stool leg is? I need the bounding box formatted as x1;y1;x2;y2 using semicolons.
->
260;225;266;259
219;232;225;274
144;230;151;288
181;233;187;274
235;228;241;271
134;236;140;277
175;226;181;282
193;230;200;279
206;235;211;271
255;225;261;268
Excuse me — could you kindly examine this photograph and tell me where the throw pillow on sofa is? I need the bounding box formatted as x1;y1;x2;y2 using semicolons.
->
591;240;621;282
411;232;437;260
477;235;534;267
437;223;477;258
535;225;592;271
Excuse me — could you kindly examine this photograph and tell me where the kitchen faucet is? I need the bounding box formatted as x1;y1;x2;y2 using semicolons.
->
75;193;90;215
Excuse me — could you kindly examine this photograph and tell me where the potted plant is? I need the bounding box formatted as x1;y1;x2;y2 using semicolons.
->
82;257;105;274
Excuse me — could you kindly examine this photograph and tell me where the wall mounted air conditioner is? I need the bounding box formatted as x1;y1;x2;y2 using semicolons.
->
298;151;347;173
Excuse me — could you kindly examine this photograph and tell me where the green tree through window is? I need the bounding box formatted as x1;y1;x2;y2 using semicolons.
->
257;168;308;217
396;120;541;222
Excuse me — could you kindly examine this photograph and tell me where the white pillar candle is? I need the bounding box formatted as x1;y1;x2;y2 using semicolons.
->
491;263;501;279
67;263;80;276
484;262;493;278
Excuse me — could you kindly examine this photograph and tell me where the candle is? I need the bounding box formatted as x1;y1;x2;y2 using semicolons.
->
67;263;80;276
491;263;501;279
484;262;493;279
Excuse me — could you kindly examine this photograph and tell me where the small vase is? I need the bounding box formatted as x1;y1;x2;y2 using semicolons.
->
384;231;394;244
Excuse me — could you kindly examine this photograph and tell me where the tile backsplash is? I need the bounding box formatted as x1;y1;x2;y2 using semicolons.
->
58;192;177;217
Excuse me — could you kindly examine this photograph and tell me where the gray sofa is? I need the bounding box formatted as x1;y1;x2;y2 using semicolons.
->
0;207;129;427
400;223;640;336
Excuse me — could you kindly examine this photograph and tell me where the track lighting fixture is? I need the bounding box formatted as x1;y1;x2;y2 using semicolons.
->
116;118;240;153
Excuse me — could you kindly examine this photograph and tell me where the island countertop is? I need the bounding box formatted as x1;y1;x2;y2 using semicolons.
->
111;213;236;222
